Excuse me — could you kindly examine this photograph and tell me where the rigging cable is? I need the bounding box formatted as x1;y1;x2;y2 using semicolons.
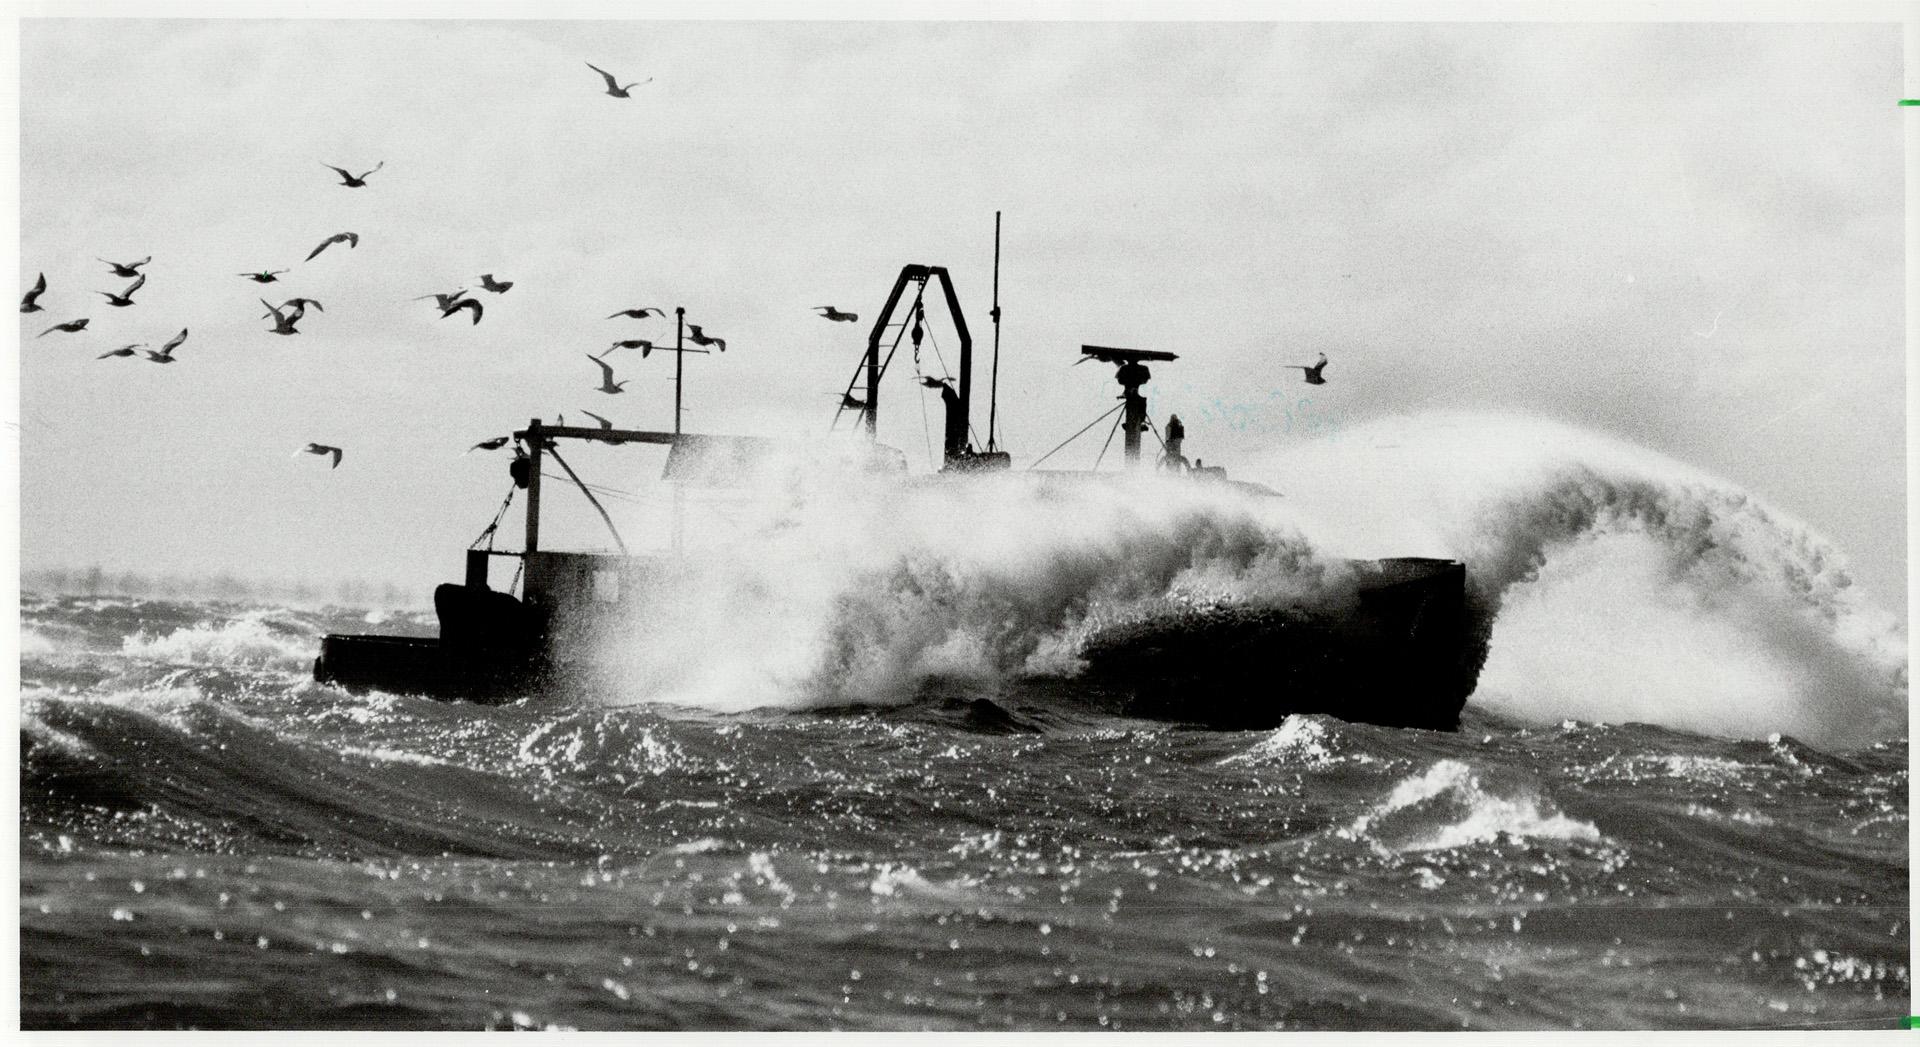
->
545;445;630;555
470;481;519;551
1092;409;1126;471
1026;401;1125;470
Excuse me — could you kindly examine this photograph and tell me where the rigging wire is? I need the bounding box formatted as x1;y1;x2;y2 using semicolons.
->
1092;410;1126;470
470;481;519;550
918;308;986;450
919;374;935;469
1026;402;1125;470
545;446;629;555
539;471;639;504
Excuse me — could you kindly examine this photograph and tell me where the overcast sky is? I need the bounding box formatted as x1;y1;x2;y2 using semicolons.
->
14;16;1906;608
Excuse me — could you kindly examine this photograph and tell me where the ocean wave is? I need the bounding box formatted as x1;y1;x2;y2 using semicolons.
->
587;472;1347;712
1254;413;1906;749
1342;758;1601;854
1219;716;1366;770
121;616;316;671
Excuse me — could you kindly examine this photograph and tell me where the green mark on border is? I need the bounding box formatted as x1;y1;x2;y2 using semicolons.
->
1903;1015;1920;1028
1901;99;1920;106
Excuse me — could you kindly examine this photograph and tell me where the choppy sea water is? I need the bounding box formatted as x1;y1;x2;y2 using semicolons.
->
21;593;1907;1031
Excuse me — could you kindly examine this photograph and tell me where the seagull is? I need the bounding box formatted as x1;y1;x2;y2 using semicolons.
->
1286;353;1329;386
260;297;323;319
21;272;47;313
97;273;145;307
240;270;288;283
441;297;483;324
99;256;151;278
38;318;89;337
586;62;651;97
415;288;469;311
918;376;953;390
478;274;513;294
588;354;628;394
298;443;344;468
305;232;359;262
322;161;383;187
603;339;654;358
97;343;146;360
686;324;726;351
155;328;188;357
581;410;614;431
262;298;302;335
837;393;869;410
814;306;858;322
467;436;510;453
608;307;665;319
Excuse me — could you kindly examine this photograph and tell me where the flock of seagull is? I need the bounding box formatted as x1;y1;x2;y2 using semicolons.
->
24;55;1330;477
22;59;879;474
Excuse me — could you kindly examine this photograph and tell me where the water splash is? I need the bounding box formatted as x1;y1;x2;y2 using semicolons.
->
1344;759;1602;854
1261;412;1906;748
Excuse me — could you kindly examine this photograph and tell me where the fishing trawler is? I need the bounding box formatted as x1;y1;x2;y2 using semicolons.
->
315;237;1485;731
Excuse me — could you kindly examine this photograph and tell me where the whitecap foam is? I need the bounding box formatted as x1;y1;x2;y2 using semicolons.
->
1255;412;1906;749
587;469;1349;712
122;617;314;671
1220;716;1356;770
1345;759;1601;854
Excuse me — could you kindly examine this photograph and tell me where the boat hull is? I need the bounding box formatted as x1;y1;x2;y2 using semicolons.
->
1075;558;1484;731
314;558;1484;730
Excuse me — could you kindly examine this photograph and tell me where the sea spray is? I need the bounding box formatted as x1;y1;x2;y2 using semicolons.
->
589;467;1351;712
1260;412;1906;748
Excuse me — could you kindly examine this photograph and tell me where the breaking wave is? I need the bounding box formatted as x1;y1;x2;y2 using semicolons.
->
592;471;1350;712
1343;759;1602;854
120;615;317;671
585;412;1901;748
1256;412;1906;749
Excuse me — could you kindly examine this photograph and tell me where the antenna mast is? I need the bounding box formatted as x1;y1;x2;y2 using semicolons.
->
988;211;1002;452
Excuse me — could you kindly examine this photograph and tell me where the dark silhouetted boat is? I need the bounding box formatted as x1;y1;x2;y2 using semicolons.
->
316;233;1486;730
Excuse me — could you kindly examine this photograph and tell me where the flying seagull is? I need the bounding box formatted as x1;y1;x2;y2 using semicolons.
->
97;343;146;360
441;297;483;324
588;354;628;394
262;298;303;335
918;376;953;390
838;393;869;410
99;256;151;278
141;329;187;363
478;274;513;293
1286;353;1329;386
603;339;654;359
98;273;145;307
686;324;726;351
305;232;359;262
586;62;651;97
322;161;384;187
38;318;89;337
298;443;344;468
814;306;858;322
415;288;469;311
261;298;323;319
581;410;614;431
21;272;46;313
608;307;665;319
467;436;510;453
240;270;288;283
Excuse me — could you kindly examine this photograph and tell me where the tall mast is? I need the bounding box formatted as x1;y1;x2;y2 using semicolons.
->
988;211;1002;452
674;307;685;436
